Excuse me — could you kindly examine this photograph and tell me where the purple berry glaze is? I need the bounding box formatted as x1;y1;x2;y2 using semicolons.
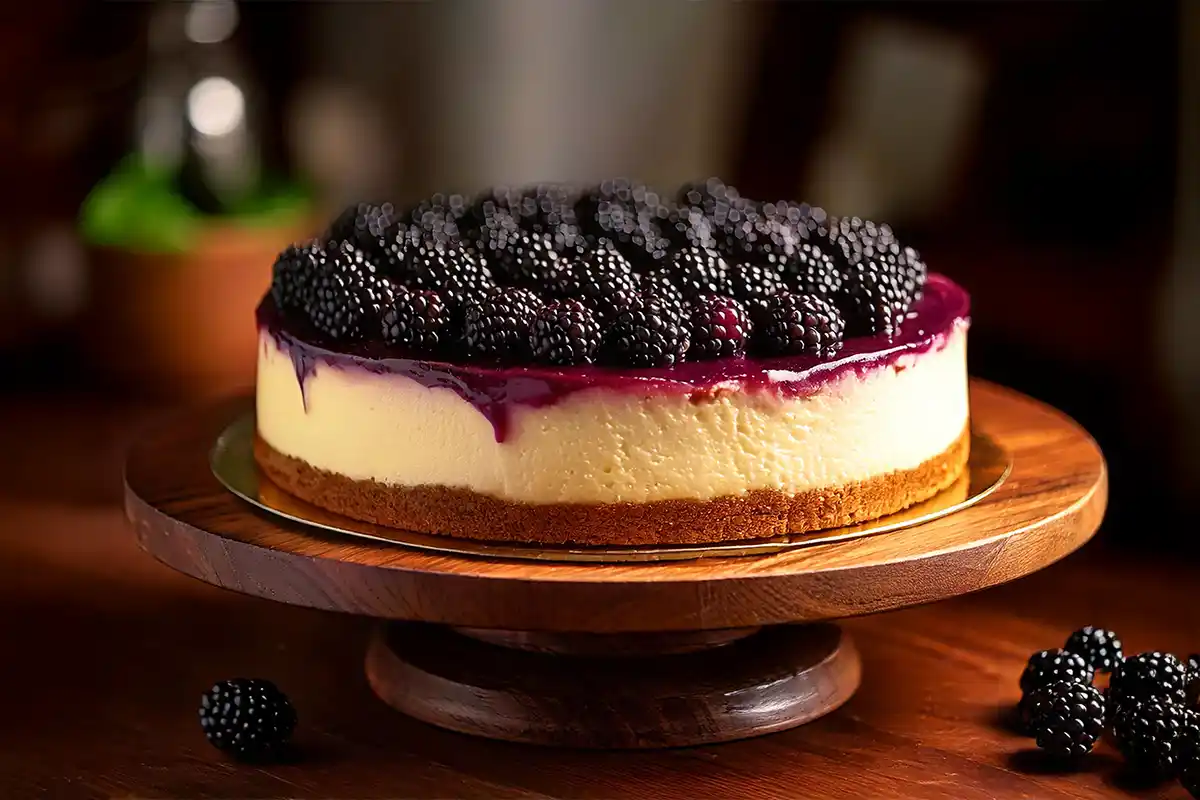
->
258;273;970;442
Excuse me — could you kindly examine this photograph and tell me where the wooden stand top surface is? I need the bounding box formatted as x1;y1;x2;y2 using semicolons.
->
125;379;1107;632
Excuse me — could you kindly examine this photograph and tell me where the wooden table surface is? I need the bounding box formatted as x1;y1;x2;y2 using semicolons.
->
1;391;1195;800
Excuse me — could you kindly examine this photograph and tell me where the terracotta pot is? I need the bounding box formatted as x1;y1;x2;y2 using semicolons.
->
81;219;313;399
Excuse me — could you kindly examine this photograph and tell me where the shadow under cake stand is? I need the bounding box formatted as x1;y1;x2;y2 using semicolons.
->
125;379;1107;749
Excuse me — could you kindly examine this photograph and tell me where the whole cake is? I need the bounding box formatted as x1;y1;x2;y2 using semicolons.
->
255;179;970;546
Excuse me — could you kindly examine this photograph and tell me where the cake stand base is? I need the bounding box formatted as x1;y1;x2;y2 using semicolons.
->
365;623;860;748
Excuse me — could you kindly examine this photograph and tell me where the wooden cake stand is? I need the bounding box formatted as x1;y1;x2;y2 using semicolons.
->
125;380;1106;749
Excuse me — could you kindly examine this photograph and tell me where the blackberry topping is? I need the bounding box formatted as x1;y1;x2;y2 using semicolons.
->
1019;649;1095;695
784;242;843;301
403;243;494;311
304;242;393;342
510;183;580;232
753;293;845;358
639;270;687;310
530;299;601;366
602;293;690;368
1063;626;1124;673
547;245;639;321
1111;652;1189;707
1029;682;1106;759
381;286;450;351
1112;698;1189;779
199;679;296;762
726;262;786;308
407;192;470;248
667;246;729;299
689;295;750;361
720;203;806;268
269;242;320;311
327;201;398;255
463;288;542;360
839;259;910;338
676;177;745;213
824;215;899;268
663;204;721;250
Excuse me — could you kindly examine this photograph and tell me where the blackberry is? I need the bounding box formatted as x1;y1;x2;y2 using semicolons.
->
510;183;580;232
783;242;843;301
1019;649;1095;695
547;245;639;322
838;259;910;338
752;293;845;358
1188;654;1200;707
667;246;729;299
1017;681;1073;736
1029;682;1106;759
1111;652;1188;707
530;299;601;366
381;286;450;351
688;295;750;360
1112;697;1189;779
403;243;494;311
304;242;393;342
662;203;721;250
823;215;899;269
407;192;470;248
199;679;296;761
720;203;807;268
676;177;745;213
269;241;320;311
726;262;786;308
327;201;398;255
639;271;687;309
1181;710;1200;762
463;288;541;359
1063;627;1124;673
601;294;690;368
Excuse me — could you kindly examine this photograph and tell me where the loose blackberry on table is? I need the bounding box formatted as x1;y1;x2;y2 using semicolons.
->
1110;651;1188;707
199;678;296;761
1018;649;1095;695
1029;682;1106;759
753;293;845;359
1062;626;1124;673
1112;697;1190;779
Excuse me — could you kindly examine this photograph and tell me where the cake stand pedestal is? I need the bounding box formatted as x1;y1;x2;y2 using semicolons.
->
125;380;1106;749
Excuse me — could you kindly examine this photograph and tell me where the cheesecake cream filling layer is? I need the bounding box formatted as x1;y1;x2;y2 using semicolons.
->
255;325;969;505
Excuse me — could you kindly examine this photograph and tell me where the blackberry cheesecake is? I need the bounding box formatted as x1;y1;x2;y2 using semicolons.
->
255;179;970;546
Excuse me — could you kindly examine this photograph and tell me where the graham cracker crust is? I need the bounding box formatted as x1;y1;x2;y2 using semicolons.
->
252;427;971;546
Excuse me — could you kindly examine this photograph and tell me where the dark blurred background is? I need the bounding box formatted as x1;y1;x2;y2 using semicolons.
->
0;0;1195;551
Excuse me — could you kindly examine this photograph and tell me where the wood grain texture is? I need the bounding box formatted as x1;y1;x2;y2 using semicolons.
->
125;380;1107;632
366;623;860;748
0;391;1191;798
